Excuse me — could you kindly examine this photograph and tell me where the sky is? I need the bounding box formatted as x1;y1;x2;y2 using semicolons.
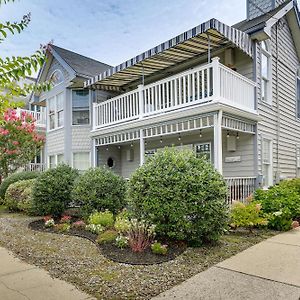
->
0;0;298;68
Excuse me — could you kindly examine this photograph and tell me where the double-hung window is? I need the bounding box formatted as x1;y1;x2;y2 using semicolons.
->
73;152;90;171
261;41;272;104
72;90;90;125
262;138;273;187
47;93;64;130
195;143;211;162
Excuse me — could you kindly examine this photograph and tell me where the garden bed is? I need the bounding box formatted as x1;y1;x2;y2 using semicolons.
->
29;219;186;265
0;213;278;300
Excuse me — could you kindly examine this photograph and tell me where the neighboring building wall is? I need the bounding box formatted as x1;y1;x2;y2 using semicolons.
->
257;17;300;181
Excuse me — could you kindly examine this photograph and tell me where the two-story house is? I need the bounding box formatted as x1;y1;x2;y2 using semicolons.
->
33;0;300;202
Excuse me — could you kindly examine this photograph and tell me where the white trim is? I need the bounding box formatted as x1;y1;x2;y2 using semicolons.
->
47;92;65;131
71;151;91;171
214;110;223;174
261;137;273;188
49;69;64;87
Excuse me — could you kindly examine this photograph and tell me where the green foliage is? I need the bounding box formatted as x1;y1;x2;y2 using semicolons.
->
96;230;118;245
85;224;104;234
54;223;70;233
72;167;126;215
230;201;268;230
151;242;168;255
32;164;79;217
254;180;300;231
0;171;40;200
88;210;114;228
4;178;36;214
115;235;129;249
128;148;229;243
114;210;131;234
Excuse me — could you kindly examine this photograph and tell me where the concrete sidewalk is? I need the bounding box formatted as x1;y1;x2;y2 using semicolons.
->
0;247;95;300
154;228;300;300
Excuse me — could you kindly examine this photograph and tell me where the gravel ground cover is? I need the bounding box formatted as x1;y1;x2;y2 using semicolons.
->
0;209;277;300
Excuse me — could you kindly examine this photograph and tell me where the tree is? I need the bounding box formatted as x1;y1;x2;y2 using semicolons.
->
0;0;50;118
0;109;45;177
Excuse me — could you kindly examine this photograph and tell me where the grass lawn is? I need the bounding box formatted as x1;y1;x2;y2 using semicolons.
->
0;212;277;300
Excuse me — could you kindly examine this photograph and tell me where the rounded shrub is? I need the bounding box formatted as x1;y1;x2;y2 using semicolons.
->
0;171;40;200
72;167;126;216
4;179;36;214
127;148;229;244
32;164;79;216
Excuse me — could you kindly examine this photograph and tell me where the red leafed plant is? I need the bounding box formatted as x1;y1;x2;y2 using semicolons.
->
60;215;72;224
43;215;52;222
0;109;45;177
126;219;156;253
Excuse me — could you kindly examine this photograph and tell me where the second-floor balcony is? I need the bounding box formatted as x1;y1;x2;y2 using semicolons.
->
16;108;46;128
92;57;256;130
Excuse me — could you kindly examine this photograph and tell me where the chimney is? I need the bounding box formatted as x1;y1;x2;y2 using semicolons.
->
247;0;287;20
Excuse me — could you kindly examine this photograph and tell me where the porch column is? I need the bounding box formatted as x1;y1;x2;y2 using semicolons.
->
139;129;145;166
91;139;97;167
214;110;223;174
138;84;144;119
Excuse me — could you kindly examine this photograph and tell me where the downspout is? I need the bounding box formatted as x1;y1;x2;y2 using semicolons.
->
275;23;280;182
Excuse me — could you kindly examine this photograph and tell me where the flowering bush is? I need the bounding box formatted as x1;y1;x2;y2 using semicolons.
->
114;211;131;234
88;210;114;228
45;218;55;228
85;224;104;234
115;235;129;249
230;201;268;231
151;242;168;255
72;220;86;229
0;109;45;177
126;219;156;253
54;223;70;233
96;230;118;245
60;215;71;224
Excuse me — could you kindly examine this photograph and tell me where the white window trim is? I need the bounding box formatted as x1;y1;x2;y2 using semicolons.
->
261;137;273;188
260;40;272;105
49;69;64;87
71;89;91;127
47;92;64;132
194;142;212;162
47;153;64;169
296;68;300;120
71;151;91;171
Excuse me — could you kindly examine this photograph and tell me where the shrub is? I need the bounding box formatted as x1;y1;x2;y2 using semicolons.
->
128;148;228;243
32;164;78;217
127;219;156;252
114;211;131;234
60;215;72;224
72;220;86;229
85;224;104;234
115;235;129;249
230;201;268;231
71;168;126;216
266;209;293;231
0;171;40;200
151;242;168;255
96;230;118;245
88;210;114;228
45;218;55;228
54;223;70;233
4;179;36;214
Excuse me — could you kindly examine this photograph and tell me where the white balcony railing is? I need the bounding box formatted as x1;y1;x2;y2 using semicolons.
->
224;177;256;204
93;57;256;130
16;108;46;127
23;163;46;172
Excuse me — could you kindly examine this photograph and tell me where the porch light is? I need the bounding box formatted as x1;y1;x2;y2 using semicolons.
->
178;134;181;141
118;145;121;149
227;131;230;138
130;142;134;147
160;137;163;143
145;140;147;146
236;133;240;140
199;130;202;138
106;146;109;151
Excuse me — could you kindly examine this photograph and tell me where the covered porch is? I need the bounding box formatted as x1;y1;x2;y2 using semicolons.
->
92;112;257;203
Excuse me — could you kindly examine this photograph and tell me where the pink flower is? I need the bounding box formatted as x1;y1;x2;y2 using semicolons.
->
12;141;19;146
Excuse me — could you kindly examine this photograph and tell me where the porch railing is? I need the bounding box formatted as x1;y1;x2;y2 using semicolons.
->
23;163;46;172
16;108;46;127
224;177;256;205
93;57;256;130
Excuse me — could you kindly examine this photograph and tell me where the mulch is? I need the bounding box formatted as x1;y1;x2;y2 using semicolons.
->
28;219;186;265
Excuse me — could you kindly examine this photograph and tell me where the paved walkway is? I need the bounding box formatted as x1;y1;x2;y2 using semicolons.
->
0;247;95;300
154;228;300;300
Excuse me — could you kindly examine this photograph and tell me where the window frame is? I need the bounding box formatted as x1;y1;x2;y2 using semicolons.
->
71;89;90;126
296;68;300;120
194;142;212;162
260;40;272;105
47;92;64;131
261;137;273;188
48;153;64;169
49;69;64;87
72;152;91;171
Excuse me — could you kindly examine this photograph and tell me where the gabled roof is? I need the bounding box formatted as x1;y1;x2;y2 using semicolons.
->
85;18;254;91
50;45;112;78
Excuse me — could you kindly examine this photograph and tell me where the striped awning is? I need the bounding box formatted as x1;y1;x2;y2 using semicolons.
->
85;18;253;91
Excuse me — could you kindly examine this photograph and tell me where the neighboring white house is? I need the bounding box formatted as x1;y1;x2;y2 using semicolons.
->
32;0;300;202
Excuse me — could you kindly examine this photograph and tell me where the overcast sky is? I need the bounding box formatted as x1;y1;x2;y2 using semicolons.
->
0;0;298;68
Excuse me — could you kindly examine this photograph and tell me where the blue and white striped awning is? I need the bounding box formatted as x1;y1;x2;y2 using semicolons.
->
85;18;253;91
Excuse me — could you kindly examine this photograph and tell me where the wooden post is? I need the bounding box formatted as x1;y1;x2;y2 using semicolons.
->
139;129;145;166
211;57;220;101
214;110;223;174
138;84;144;119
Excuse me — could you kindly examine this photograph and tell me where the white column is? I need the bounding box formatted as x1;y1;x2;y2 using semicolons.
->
214;110;223;174
139;129;145;166
91;139;97;167
211;57;220;101
138;84;144;119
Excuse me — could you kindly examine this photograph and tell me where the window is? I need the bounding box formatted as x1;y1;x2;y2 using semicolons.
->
72;90;90;125
73;152;90;171
195;143;211;161
47;93;64;130
57;154;64;165
261;41;272;104
262;138;273;187
297;68;300;119
49;155;56;169
49;69;64;86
